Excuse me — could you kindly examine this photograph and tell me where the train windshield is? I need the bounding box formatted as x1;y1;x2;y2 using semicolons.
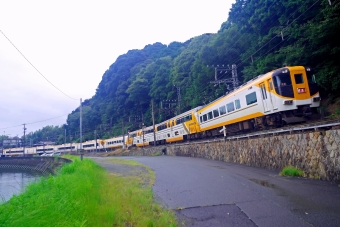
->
272;68;294;98
306;67;318;95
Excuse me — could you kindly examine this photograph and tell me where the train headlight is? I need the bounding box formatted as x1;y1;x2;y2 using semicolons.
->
297;88;306;93
313;97;320;102
283;100;293;105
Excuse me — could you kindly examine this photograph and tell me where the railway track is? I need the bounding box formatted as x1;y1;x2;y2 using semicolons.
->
174;118;340;145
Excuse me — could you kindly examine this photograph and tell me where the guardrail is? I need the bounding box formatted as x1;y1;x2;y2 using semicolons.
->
0;157;71;174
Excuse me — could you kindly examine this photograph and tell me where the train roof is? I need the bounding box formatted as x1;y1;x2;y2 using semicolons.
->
166;106;203;121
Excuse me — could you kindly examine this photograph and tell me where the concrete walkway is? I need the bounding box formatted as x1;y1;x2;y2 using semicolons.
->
90;156;340;227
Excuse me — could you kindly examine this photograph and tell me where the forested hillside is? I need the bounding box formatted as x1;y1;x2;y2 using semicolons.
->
26;0;340;143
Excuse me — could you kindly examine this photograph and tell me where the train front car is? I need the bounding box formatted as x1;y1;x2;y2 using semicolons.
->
197;66;320;137
271;66;320;124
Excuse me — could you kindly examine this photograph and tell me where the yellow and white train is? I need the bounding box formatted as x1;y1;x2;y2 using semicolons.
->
2;66;320;154
129;65;320;146
2;136;126;156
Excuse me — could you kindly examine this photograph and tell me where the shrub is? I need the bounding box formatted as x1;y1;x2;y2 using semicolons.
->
280;166;304;177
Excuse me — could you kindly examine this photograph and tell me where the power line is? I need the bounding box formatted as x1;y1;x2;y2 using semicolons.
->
0;29;78;100
0;114;69;130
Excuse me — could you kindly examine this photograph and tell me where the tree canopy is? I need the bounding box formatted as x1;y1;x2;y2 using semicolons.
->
24;0;340;143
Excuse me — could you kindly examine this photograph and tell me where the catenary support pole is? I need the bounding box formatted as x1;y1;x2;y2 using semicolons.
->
80;98;83;160
152;100;156;147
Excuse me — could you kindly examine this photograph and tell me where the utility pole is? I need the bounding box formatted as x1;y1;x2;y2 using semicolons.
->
175;86;181;114
23;124;26;156
152;100;156;147
122;118;125;149
1;131;4;156
94;130;97;152
232;64;239;88
64;129;66;145
142;122;145;149
70;135;73;153
79;98;83;159
80;98;82;148
160;100;177;118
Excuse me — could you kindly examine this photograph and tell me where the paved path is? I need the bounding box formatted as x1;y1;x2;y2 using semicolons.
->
91;156;340;227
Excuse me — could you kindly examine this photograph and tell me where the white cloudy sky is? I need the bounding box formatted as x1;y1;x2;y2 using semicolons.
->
0;0;234;137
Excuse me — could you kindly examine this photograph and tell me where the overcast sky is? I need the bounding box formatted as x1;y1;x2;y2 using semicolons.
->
0;0;234;138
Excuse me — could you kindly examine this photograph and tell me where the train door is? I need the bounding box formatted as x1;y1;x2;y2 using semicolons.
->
259;82;271;113
267;78;278;110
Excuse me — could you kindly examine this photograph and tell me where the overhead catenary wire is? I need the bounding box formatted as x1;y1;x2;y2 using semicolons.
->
0;29;78;101
0;114;69;130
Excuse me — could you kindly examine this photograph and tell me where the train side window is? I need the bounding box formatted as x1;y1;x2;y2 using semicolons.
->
227;102;235;112
213;109;219;118
260;85;265;99
306;67;318;95
260;84;267;100
207;112;213;120
235;99;241;109
200;116;203;123
263;84;267;99
306;69;316;83
246;92;257;105
203;114;207;122
294;74;304;84
219;106;226;115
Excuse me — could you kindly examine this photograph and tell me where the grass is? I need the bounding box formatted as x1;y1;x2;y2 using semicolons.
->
280;166;305;177
0;155;177;227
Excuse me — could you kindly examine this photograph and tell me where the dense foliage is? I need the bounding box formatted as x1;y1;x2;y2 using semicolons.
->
25;0;340;143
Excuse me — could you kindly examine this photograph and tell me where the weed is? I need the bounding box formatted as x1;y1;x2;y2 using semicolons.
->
280;166;305;177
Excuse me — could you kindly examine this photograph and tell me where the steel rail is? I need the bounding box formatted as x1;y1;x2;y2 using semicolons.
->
175;120;340;146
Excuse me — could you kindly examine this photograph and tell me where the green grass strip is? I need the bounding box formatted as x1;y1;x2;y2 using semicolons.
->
280;166;305;177
0;156;177;227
